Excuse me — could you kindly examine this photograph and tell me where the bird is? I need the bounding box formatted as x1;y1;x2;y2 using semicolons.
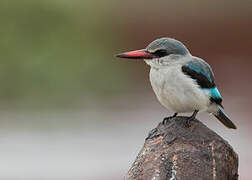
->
116;37;237;129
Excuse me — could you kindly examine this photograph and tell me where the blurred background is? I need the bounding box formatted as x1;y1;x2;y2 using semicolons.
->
0;0;251;179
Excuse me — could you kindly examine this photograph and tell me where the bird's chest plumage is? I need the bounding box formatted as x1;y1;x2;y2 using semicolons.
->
149;66;209;113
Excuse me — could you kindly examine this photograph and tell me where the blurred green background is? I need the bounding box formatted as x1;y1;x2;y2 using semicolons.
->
0;0;131;109
1;0;252;109
0;0;252;179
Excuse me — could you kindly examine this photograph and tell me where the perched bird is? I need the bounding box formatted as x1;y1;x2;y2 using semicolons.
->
116;37;236;129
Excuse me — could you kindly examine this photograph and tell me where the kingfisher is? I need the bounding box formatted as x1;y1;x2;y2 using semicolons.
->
116;37;236;129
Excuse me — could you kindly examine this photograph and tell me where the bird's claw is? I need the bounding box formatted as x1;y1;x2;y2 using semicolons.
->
185;110;198;128
185;116;196;127
162;113;178;125
185;118;192;128
162;117;171;124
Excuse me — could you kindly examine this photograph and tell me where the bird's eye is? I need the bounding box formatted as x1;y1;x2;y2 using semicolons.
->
152;49;168;57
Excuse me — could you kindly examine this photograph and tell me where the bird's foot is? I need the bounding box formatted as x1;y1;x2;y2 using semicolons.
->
162;117;171;125
162;113;178;124
185;117;193;128
185;110;199;128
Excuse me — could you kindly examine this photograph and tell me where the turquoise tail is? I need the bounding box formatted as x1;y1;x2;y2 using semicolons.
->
214;107;237;129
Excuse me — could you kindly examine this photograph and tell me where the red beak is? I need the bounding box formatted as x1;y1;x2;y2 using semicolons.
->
116;49;156;59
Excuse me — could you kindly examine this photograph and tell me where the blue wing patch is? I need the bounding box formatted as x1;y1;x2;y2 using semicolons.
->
182;58;223;106
202;87;223;106
202;87;222;99
188;61;213;83
210;87;222;99
182;58;215;88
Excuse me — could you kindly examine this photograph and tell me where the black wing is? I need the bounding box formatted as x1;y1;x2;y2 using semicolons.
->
182;58;222;106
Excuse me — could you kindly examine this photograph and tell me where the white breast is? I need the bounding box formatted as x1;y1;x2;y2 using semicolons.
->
149;65;210;113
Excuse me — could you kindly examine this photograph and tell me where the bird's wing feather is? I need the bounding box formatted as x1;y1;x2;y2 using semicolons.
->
181;58;215;88
181;58;223;106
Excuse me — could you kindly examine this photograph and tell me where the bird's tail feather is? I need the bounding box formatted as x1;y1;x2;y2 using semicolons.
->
214;106;237;129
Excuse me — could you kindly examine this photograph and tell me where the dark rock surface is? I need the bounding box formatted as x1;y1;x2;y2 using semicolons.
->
125;116;238;180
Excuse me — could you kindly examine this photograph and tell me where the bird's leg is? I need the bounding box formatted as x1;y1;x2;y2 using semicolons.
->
185;110;199;127
162;113;178;124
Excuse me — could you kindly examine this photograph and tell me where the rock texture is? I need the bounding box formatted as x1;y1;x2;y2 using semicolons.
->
125;116;238;180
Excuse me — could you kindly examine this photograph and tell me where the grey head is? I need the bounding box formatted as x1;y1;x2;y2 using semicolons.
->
116;37;190;67
146;37;189;57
